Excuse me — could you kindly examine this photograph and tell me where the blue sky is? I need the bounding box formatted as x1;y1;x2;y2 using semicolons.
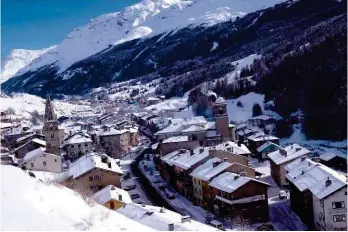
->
1;0;139;58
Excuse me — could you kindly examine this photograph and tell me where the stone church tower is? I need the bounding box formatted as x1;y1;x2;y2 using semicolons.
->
43;95;61;155
213;97;235;142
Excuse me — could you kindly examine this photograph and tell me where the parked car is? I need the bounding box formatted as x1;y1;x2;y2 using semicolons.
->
158;184;165;191
279;190;287;200
209;220;224;230
131;193;140;199
124;184;136;191
165;191;175;200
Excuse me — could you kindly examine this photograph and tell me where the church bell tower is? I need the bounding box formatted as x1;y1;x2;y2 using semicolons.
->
42;95;61;155
213;97;231;142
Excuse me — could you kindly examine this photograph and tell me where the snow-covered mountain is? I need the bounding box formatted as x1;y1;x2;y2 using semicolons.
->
1;46;56;83
8;0;284;77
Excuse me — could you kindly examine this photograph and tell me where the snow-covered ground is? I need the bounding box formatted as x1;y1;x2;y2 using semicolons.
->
281;123;347;158
145;97;188;113
0;165;153;231
226;92;282;123
223;54;262;84
0;93;94;119
9;0;285;77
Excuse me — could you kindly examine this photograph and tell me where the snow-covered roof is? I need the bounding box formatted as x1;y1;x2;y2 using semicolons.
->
162;136;189;144
156;117;208;135
267;144;310;165
206;130;220;138
236;128;261;137
285;158;347;199
147;97;161;101
247;133;279;142
319;153;341;162
190;158;231;181
212;141;251;155
117;203;215;231
93;185;132;205
256;141;281;153
32;138;46;146
64;153;123;179
215;97;226;104
160;147;209;170
99;128;128;136
16;133;36;143
64;133;92;144
22;147;58;164
0;122;13;129
181;125;206;133
236;124;247;130
210;172;270;193
248;115;274;120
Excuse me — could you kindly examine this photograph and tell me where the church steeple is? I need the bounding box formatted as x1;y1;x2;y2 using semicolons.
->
44;94;57;122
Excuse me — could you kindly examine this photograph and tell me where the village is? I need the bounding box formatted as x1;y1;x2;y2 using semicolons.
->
0;92;347;231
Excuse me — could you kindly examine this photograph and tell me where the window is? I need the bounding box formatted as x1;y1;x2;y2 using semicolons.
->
71;145;74;148
89;176;93;181
55;159;57;162
333;202;345;209
198;180;201;185
78;144;81;148
195;188;198;193
85;143;88;147
199;190;202;195
43;161;47;166
333;215;346;222
85;150;89;154
31;163;34;168
110;201;115;209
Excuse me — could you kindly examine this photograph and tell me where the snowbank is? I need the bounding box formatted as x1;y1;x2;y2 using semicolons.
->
0;165;153;231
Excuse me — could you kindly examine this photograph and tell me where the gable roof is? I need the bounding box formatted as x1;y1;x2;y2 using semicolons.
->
212;141;251;155
64;153;123;179
190;158;231;181
256;141;281;153
209;172;270;193
285;158;347;199
21;147;59;164
267;144;310;165
160;147;209;170
64;133;92;144
12;138;46;153
93;185;132;205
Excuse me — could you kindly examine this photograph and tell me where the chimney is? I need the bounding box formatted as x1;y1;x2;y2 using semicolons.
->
107;162;112;168
301;156;306;162
240;172;247;177
296;147;301;152
199;148;204;153
325;177;332;187
119;194;123;201
223;158;228;162
181;216;191;223
160;207;165;213
301;170;305;175
234;175;239;180
280;149;287;156
213;161;222;167
190;149;194;156
238;140;242;147
168;223;174;231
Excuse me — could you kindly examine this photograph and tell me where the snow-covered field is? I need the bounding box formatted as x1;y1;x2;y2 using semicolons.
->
0;165;153;231
145;97;188;113
0;93;93;118
226;92;281;123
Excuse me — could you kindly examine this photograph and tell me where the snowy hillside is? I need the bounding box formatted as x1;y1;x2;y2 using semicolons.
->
1;46;56;83
0;165;153;231
0;93;93;118
12;0;284;76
